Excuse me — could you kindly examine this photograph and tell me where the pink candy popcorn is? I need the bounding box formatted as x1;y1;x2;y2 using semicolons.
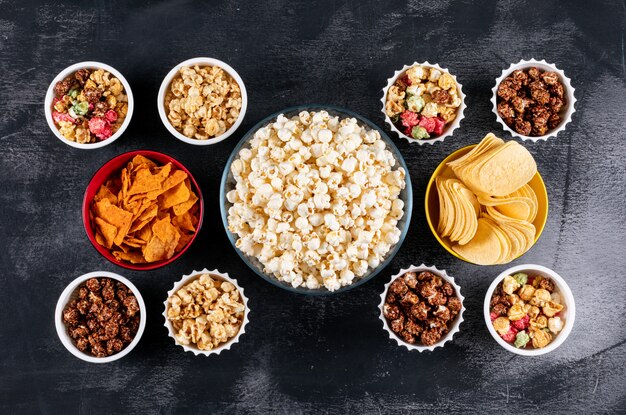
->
512;315;530;331
88;117;113;140
52;111;76;125
501;326;518;343
105;110;118;123
400;111;420;128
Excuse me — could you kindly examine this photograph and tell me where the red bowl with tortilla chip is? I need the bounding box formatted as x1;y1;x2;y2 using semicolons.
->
83;150;204;270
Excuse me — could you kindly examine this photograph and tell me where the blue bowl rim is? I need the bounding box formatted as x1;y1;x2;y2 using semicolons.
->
219;104;413;295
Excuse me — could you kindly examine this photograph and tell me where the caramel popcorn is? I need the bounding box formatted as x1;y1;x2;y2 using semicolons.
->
164;65;242;140
167;273;245;351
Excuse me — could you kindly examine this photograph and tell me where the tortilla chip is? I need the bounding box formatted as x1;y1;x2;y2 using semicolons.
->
94;217;117;249
146;170;188;200
172;212;196;233
91;156;199;264
93;199;133;246
172;192;199;216
113;250;147;264
94;185;118;205
159;181;191;210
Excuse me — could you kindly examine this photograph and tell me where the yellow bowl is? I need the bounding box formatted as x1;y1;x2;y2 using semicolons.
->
424;145;549;264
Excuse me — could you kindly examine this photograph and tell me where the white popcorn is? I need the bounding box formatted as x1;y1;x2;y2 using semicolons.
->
226;111;406;291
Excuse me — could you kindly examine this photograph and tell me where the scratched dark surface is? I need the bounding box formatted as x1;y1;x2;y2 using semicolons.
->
1;0;625;413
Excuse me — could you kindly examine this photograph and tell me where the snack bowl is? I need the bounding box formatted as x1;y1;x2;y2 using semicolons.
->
163;268;250;356
55;271;146;363
45;61;134;149
381;61;466;145
484;264;575;356
379;264;465;352
82;150;204;271
424;144;548;264
220;105;413;295
491;58;576;142
157;57;248;145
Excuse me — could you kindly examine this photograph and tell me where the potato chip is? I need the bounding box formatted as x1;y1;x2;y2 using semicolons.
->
437;178;479;245
436;133;540;265
91;155;199;265
452;218;502;265
475;142;537;196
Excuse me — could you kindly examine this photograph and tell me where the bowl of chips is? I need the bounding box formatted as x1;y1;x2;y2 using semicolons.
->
83;150;203;270
425;133;548;265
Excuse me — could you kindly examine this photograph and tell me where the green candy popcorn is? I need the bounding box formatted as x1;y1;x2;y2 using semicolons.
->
73;101;89;116
411;126;430;140
514;331;530;348
406;95;425;113
513;272;528;286
68;88;79;99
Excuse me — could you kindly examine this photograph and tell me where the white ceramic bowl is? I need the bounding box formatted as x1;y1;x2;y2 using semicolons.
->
157;57;248;145
44;61;134;149
54;271;146;363
381;62;466;145
163;268;250;356
379;264;465;352
483;264;576;356
491;58;576;142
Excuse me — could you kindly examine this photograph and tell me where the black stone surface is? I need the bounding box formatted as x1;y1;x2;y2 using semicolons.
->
1;0;625;413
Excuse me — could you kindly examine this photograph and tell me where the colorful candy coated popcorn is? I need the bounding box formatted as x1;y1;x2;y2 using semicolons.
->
514;331;530;348
105;110;118;122
512;314;530;330
88;117;112;140
52;111;76;125
501;326;518;343
400;111;420;128
411;126;430;140
418;116;436;133
513;272;528;286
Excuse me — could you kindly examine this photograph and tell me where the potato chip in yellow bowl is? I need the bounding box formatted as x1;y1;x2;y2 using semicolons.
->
425;134;548;265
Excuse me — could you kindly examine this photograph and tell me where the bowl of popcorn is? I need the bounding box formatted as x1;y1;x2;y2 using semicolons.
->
492;59;576;142
45;61;133;149
382;62;465;145
379;265;464;352
158;57;247;145
163;269;249;356
55;271;146;363
484;264;575;356
220;106;412;294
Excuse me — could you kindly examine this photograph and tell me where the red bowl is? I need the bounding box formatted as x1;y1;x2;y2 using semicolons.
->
82;150;204;271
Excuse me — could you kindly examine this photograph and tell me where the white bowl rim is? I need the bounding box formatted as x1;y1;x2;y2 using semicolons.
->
379;264;465;352
380;61;466;146
54;271;147;363
157;57;248;146
483;263;576;356
163;268;250;356
490;58;577;142
44;61;134;150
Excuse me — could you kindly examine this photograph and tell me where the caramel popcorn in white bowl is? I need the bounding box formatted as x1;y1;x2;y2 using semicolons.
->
157;57;247;145
220;107;413;294
163;269;249;356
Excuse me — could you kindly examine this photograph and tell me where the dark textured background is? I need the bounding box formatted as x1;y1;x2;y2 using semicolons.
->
1;0;625;413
